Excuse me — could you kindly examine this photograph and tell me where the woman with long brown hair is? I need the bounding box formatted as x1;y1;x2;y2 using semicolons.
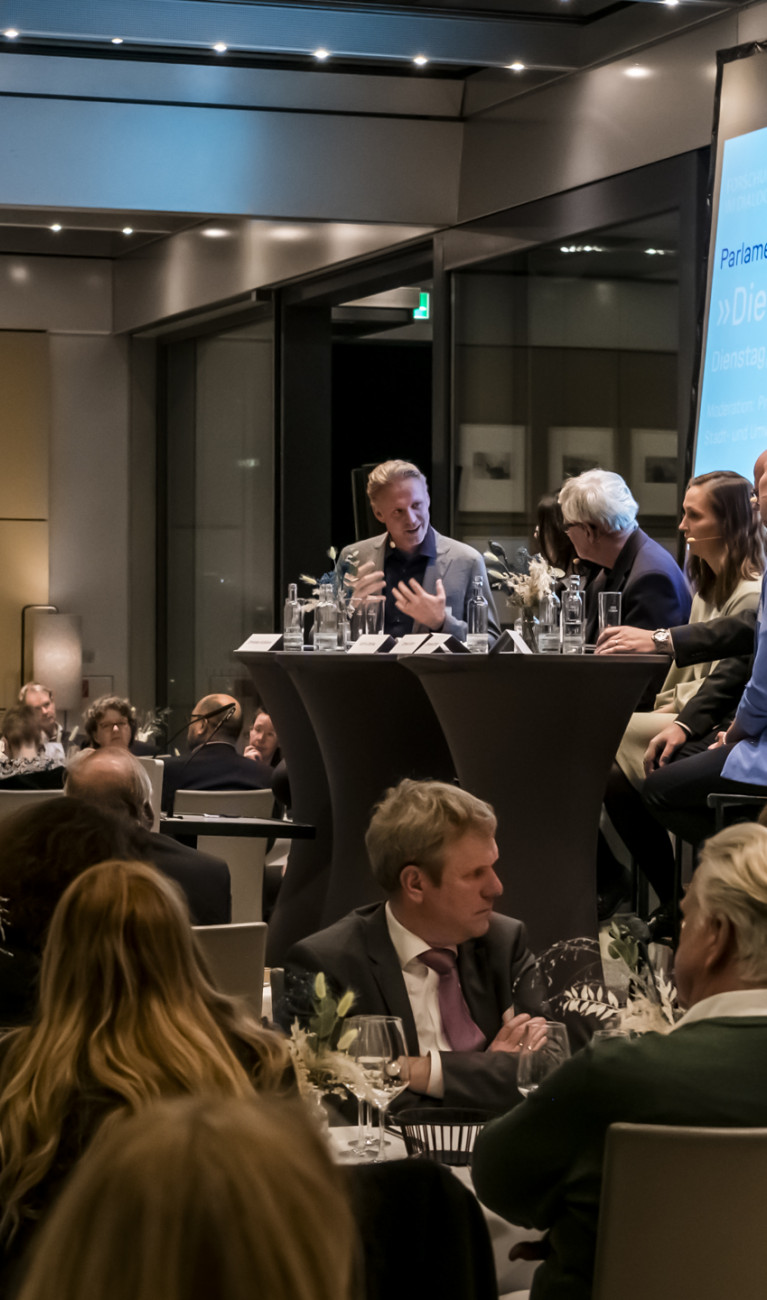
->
602;469;764;911
0;859;292;1284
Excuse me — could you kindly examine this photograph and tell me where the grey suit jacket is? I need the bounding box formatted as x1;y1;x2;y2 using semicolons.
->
339;530;500;642
283;902;546;1113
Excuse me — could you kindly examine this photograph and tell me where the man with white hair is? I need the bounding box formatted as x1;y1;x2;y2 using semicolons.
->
337;459;499;643
558;468;691;643
473;821;767;1300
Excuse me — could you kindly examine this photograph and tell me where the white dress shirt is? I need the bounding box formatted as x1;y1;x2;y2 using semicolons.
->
673;987;767;1030
385;901;454;1098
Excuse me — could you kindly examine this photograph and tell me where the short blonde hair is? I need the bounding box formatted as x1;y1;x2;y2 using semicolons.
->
696;822;767;983
558;469;638;534
366;459;426;505
365;778;496;892
16;1096;357;1300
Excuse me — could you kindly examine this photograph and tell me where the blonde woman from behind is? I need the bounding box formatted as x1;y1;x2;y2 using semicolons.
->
16;1095;357;1300
0;859;293;1286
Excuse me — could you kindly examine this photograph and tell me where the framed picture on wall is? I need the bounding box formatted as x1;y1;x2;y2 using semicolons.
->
630;429;679;516
548;427;615;488
457;424;526;514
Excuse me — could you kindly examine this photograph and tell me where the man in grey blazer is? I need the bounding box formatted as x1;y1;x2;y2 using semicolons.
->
337;459;500;642
282;779;548;1113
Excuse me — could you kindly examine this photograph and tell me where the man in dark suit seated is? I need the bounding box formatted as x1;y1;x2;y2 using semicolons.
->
283;778;547;1114
161;694;272;813
65;747;232;924
558;467;691;645
473;821;767;1300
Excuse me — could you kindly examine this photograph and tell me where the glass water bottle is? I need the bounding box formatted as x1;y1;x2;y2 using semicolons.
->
315;583;339;653
283;582;304;651
561;575;584;655
466;576;490;654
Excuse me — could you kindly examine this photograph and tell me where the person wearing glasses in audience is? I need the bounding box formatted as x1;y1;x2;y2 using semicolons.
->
558;468;691;645
82;695;155;757
161;694;272;812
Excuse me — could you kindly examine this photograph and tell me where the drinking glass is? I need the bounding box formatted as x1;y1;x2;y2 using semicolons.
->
343;1014;376;1156
516;1021;571;1098
347;1015;409;1161
598;591;622;634
364;595;386;636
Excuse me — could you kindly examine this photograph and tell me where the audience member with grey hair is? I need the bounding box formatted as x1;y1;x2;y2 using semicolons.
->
558;467;690;643
65;748;231;924
336;458;500;643
474;820;767;1300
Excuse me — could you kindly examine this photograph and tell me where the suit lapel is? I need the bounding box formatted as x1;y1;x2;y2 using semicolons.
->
422;530;451;597
364;907;421;1055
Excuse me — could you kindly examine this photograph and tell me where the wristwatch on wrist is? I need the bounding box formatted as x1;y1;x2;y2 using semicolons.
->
652;628;672;653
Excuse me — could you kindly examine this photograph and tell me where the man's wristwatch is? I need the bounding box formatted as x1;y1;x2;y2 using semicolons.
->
652;628;673;653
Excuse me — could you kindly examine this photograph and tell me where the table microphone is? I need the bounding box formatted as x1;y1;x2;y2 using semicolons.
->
167;704;238;815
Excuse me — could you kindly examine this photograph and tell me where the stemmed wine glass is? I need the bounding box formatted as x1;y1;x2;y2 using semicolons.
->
516;1021;570;1098
343;1014;377;1156
346;1015;410;1161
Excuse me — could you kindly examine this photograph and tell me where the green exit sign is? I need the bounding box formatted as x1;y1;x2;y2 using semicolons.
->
413;291;430;320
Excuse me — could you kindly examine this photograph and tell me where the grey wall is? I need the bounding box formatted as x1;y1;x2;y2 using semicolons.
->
49;334;132;701
0;254;142;703
458;4;767;224
0;95;461;227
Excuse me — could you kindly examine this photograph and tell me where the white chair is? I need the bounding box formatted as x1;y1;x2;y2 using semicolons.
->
173;789;274;923
193;921;268;1017
0;788;65;822
136;756;164;831
593;1122;767;1300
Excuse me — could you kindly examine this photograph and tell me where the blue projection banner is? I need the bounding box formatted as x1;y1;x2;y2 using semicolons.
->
695;124;767;479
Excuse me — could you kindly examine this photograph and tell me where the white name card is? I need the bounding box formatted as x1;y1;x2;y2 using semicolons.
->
236;633;283;653
414;634;452;655
348;633;392;654
508;630;533;655
392;634;430;656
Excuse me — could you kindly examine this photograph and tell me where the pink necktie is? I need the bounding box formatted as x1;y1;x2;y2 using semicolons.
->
420;948;486;1052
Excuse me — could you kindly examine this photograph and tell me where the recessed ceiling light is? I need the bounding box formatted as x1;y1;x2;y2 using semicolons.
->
413;55;428;66
625;65;650;78
201;227;229;239
313;48;330;61
663;1;679;6
111;36;124;44
50;224;62;233
122;227;134;235
271;227;306;241
507;62;525;72
3;28;19;39
213;42;228;53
